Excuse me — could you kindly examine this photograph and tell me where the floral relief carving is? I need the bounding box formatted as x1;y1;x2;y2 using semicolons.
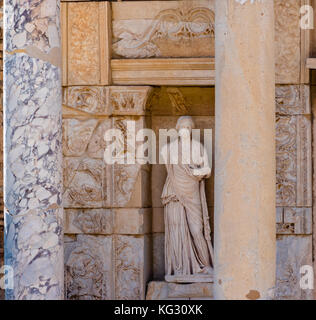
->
276;86;310;115
113;6;215;58
64;86;109;115
110;87;153;115
276;115;312;207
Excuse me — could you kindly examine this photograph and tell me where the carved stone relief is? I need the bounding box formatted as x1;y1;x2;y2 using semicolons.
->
276;86;310;115
114;235;152;300
65;235;113;300
276;115;312;207
274;0;301;84
112;1;215;58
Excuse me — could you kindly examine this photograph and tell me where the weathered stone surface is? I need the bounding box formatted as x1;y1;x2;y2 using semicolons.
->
63;86;110;115
276;86;310;115
152;207;164;233
114;208;151;235
276;207;312;235
65;235;113;300
63;158;109;208
153;233;164;281
115;235;152;300
63;119;98;157
67;3;100;85
64;209;113;235
276;235;313;300
150;87;215;117
110;86;153;116
276;115;312;207
4;0;63;300
112;0;215;59
274;0;301;84
215;0;276;300
146;281;213;300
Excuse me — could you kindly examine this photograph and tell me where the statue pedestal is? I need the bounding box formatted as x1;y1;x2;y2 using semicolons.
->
146;281;213;300
165;274;213;283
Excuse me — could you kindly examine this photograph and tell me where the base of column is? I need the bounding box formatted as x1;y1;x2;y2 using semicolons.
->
146;281;213;300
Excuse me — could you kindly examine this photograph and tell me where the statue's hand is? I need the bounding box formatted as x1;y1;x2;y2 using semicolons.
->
192;167;211;178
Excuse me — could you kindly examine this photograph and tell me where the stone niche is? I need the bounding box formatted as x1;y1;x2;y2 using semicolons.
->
62;85;215;300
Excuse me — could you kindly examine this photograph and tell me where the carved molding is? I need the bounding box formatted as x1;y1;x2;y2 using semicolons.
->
111;58;215;86
63;86;154;116
276;115;312;207
276;207;312;235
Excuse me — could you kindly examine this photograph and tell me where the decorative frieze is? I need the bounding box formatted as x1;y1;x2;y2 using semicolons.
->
63;86;154;116
110;86;153;116
112;0;215;59
276;115;312;207
276;85;310;115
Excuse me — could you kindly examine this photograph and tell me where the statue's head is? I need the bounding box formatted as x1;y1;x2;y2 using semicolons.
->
176;116;195;134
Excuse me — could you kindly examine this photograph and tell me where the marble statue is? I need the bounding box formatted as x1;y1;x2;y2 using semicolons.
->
161;116;214;283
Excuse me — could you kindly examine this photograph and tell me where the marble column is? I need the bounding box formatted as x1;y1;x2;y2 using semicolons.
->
4;0;63;299
214;0;276;300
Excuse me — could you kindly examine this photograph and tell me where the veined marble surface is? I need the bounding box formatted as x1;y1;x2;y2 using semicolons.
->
4;0;63;299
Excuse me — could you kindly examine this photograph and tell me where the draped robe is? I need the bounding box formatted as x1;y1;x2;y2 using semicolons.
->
161;139;214;276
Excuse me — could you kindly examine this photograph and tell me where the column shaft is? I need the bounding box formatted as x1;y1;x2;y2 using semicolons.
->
214;0;276;300
4;0;63;299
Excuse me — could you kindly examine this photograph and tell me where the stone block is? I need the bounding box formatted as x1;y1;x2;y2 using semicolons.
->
65;2;111;85
110;86;154;116
146;281;213;300
65;235;113;300
112;0;215;59
63;158;109;208
114;208;152;235
63;86;110;116
276;115;312;207
276;85;310;115
276;207;312;235
152;207;164;233
275;0;301;84
114;235;152;300
276;235;313;300
64;209;113;235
